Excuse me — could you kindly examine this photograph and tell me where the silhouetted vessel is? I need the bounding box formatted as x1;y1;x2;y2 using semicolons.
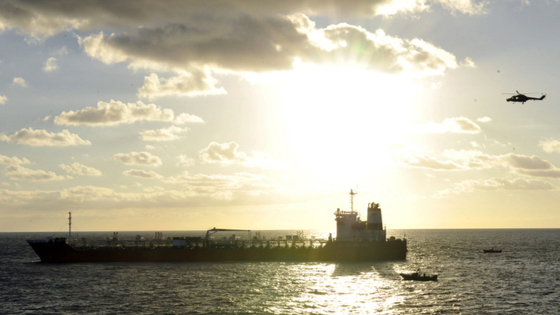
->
400;272;438;281
483;248;502;253
27;190;407;263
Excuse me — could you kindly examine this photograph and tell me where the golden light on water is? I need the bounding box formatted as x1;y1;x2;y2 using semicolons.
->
275;263;409;314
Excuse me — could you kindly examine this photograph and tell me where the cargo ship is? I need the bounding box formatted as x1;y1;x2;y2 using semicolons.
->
27;190;407;262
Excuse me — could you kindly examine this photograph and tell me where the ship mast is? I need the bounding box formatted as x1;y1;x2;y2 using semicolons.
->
349;189;357;213
68;212;72;240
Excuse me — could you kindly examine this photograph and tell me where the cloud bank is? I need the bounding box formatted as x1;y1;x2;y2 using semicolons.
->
0;0;482;99
54;100;203;126
0;128;91;146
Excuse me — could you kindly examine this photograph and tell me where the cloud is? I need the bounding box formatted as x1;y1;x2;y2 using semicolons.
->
138;72;226;100
477;116;492;123
459;56;476;68
12;77;27;87
435;0;487;15
398;150;560;178
166;171;267;199
54;100;203;126
199;142;248;166
503;154;553;170
59;185;116;202
0;128;91;146
123;169;163;179
43;57;58;72
0;155;31;165
56;46;69;55
4;165;69;181
177;155;195;167
434;177;557;198
0;1;485;40
114;151;162;167
501;154;560;178
59;162;102;176
415;116;481;133
0;1;479;98
75;13;461;94
0;95;7;105
199;142;287;169
539;139;560;154
400;154;462;170
140;126;188;141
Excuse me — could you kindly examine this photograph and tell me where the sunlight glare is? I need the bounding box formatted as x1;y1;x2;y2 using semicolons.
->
281;65;420;182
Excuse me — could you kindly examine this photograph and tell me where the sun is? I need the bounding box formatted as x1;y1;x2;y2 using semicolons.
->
279;64;420;182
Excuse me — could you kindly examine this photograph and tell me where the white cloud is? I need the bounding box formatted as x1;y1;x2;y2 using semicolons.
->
0;95;7;105
59;162;102;176
436;0;487;15
399;154;462;170
0;155;31;165
59;185;116;202
4;165;69;181
138;72;226;100
398;150;560;177
166;171;267;199
199;142;248;166
43;57;59;72
123;169;163;179
199;142;287;169
415;116;481;133
459;56;477;68
56;46;69;55
12;77;27;87
539;139;560;154
177;155;195;167
434;177;557;198
0;128;91;146
54;100;203;126
477;116;492;123
470;141;482;148
114;151;162;167
140;126;188;141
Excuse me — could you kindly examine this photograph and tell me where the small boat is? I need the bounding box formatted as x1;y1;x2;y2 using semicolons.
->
399;272;438;281
483;248;502;253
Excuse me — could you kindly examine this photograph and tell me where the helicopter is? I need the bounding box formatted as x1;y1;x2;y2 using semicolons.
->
504;91;546;104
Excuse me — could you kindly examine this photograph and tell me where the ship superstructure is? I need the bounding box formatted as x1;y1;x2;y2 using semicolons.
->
27;190;406;263
335;189;386;242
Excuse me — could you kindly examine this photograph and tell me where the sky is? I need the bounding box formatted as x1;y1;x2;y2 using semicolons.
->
2;0;560;232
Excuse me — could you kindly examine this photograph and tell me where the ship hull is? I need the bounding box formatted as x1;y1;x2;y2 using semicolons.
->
27;240;407;263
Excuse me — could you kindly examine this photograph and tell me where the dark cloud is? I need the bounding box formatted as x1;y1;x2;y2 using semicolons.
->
1;0;468;99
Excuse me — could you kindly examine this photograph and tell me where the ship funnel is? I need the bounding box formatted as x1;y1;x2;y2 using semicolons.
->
367;202;383;230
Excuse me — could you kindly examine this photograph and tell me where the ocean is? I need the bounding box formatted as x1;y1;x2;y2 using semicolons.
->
1;229;559;314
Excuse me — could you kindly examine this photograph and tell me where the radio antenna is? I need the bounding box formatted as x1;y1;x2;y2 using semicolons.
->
349;189;358;212
68;212;72;240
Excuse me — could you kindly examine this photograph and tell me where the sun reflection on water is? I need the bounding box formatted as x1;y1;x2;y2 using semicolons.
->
266;263;411;314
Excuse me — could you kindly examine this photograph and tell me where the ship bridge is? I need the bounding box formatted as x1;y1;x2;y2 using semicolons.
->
334;189;386;242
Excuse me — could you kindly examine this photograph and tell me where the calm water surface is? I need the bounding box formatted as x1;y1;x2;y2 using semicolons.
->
1;229;559;314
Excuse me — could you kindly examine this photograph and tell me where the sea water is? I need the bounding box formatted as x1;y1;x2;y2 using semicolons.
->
1;229;559;314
